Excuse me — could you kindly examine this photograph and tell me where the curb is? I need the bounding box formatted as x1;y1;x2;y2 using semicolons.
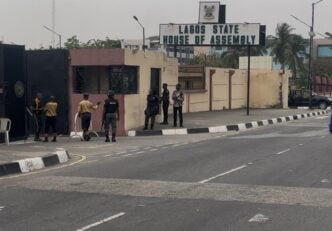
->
128;110;330;137
0;149;70;177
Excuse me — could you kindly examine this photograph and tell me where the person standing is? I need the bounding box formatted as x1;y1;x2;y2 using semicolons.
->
172;84;184;127
144;89;159;130
160;83;170;125
102;90;119;142
32;93;43;141
77;93;100;141
43;96;58;142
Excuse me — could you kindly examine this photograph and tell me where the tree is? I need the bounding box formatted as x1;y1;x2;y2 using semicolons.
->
269;23;307;78
64;36;121;49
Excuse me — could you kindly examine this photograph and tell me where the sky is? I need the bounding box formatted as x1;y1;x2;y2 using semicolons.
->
0;0;331;49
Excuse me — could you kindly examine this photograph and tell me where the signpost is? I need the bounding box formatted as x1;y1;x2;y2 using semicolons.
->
159;1;266;115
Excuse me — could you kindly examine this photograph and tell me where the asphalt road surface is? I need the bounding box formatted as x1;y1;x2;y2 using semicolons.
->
0;115;331;231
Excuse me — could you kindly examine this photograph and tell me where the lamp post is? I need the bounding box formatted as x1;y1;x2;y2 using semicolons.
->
43;25;62;48
308;0;324;108
133;16;145;51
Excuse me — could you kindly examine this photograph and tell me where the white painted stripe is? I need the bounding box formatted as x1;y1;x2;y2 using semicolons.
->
162;129;176;135
175;129;188;135
135;151;144;154
18;157;45;173
297;114;302;119
209;126;227;133
76;212;125;231
56;150;69;163
262;120;269;126
303;114;307;118
199;165;247;184
149;149;158;152
238;123;246;131
297;106;309;109
272;118;278;124
287;116;294;121
104;154;112;157
280;117;286;122
276;148;291;155
127;131;136;136
251;122;258;128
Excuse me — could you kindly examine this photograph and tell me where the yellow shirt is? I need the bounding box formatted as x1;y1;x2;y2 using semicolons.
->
44;102;58;117
78;100;98;113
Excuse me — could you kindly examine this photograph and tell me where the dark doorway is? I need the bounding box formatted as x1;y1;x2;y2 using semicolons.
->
0;44;27;141
150;68;161;96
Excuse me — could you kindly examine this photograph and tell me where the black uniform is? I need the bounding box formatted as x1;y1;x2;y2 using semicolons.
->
144;93;159;130
103;98;119;142
161;88;170;124
32;97;43;141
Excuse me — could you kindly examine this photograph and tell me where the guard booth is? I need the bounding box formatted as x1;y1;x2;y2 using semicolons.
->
0;44;27;142
26;49;69;135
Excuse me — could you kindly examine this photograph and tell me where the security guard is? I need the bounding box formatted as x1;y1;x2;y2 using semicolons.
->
77;93;100;141
103;90;119;142
43;96;58;142
32;93;43;141
160;83;170;125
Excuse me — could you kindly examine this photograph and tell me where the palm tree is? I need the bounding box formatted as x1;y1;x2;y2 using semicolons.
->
269;23;307;77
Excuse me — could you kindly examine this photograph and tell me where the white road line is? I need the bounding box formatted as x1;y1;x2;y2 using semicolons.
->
104;154;112;157
299;144;303;146
199;165;247;184
276;149;291;155
76;212;125;231
149;149;158;152
135;151;144;154
0;206;4;211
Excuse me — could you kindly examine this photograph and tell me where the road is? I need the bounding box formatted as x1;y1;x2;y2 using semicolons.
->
0;115;331;231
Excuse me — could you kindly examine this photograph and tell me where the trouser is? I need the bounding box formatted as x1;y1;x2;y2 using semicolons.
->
34;114;42;139
104;113;117;138
81;112;91;141
173;106;183;126
144;115;156;129
162;102;169;122
45;116;57;134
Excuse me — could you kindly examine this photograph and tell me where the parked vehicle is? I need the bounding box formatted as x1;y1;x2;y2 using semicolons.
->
288;89;332;109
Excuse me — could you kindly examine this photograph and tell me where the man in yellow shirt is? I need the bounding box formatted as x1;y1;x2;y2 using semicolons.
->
78;93;100;141
43;96;58;142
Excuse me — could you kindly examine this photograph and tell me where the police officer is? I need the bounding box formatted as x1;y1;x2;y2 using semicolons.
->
32;93;43;141
77;93;100;141
43;96;58;142
160;83;170;125
103;90;119;142
144;89;159;130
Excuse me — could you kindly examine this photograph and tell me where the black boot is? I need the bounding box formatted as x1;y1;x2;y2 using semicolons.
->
105;133;110;142
112;134;116;142
51;136;57;142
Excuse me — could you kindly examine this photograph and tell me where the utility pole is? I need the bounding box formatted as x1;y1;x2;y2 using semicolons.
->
52;0;55;48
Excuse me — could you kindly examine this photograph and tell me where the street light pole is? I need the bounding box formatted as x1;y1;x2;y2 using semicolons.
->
133;16;145;51
309;0;324;108
43;25;62;48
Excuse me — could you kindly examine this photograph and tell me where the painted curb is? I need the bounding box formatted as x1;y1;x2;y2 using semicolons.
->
0;149;70;176
128;110;330;137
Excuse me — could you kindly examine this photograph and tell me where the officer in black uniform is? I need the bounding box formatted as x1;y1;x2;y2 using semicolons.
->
160;83;170;125
32;93;43;141
103;90;119;142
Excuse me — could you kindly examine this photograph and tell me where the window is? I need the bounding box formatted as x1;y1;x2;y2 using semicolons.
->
109;66;138;94
178;65;205;90
317;45;332;58
73;65;139;94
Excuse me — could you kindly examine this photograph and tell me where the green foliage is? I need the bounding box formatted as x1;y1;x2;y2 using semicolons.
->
64;36;121;49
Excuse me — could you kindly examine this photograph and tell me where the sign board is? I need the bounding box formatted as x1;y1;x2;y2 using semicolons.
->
199;2;220;23
160;23;261;46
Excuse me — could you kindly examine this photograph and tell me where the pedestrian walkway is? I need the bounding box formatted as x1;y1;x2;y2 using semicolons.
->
129;108;330;136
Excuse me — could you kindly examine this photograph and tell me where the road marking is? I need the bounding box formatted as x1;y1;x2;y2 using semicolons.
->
248;214;269;223
276;149;291;155
123;154;133;157
76;212;125;231
104;154;112;157
82;160;98;164
0;206;4;211
116;151;126;155
135;151;144;154
321;179;329;183
299;144;303;146
149;149;158;152
199;165;247;183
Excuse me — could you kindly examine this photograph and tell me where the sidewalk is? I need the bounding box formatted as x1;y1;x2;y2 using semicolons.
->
0;143;69;177
129;108;330;136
